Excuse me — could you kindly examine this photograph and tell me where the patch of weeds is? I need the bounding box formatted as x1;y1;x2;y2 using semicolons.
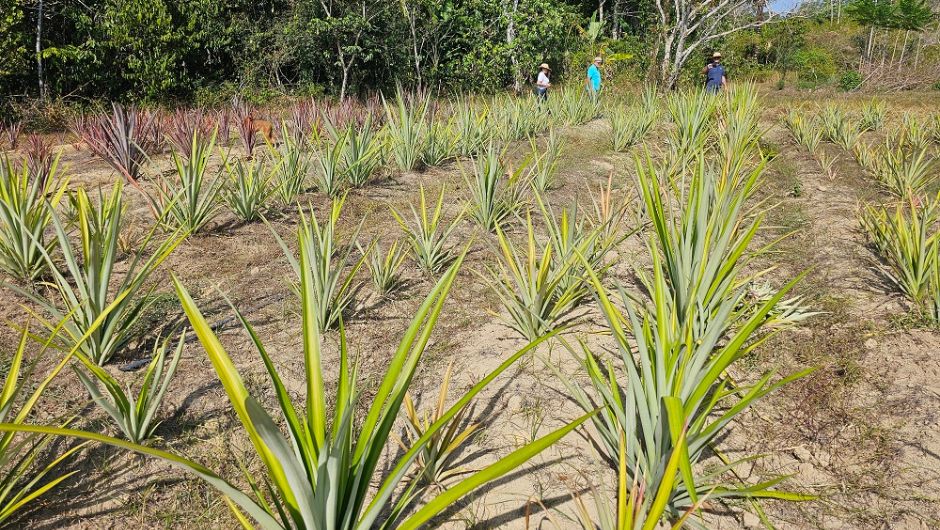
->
790;181;803;197
887;309;940;331
759;137;781;160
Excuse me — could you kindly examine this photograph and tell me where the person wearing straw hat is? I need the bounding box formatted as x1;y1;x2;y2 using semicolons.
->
586;56;603;93
703;52;727;93
536;63;551;101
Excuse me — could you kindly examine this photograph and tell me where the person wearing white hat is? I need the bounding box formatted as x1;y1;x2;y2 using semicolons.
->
703;52;727;93
536;63;551;101
586;56;603;93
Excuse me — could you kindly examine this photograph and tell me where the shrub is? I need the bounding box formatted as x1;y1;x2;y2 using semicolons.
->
838;70;863;91
794;47;836;88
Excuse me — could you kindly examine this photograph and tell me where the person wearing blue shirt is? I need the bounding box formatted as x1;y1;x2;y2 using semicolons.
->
703;52;727;93
586;57;602;93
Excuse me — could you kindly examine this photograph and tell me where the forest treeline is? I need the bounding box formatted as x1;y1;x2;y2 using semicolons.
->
1;0;938;110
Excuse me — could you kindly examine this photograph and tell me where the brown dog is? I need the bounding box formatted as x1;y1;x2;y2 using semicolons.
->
243;115;275;144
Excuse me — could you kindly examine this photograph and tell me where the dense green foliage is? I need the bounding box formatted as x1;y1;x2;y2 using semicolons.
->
1;0;937;109
1;0;593;103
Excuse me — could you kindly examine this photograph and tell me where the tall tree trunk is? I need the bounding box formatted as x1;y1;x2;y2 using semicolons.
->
898;30;909;69
612;0;620;39
339;57;350;100
505;0;521;92
889;31;900;66
408;10;423;91
36;0;45;100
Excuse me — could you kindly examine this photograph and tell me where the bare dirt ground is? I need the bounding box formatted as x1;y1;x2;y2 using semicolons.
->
2;91;939;529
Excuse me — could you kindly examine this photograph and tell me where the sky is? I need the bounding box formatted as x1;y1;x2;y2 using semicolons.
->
770;0;805;14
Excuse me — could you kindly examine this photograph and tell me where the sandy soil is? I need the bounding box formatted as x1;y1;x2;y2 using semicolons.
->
1;91;939;529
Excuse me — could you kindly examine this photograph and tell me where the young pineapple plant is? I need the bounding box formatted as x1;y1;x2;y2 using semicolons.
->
551;86;601;127
784;109;823;154
233;96;263;156
23;134;55;189
4;254;595;530
400;360;480;488
716;83;764;165
271;133;312;204
666;89;717;166
869;141;936;198
333;116;383;188
150;128;225;234
538;195;620;304
0;326;90;525
391;185;462;275
555;148;816;528
898;113;931;151
222;156;277;222
383;89;429;172
0;155;68;283
608;101;658;152
422;119;458;167
930;246;940;325
360;238;408;296
452;97;489;157
483;213;589;341
271;196;367;331
860;194;940;314
313;128;347;198
74;333;184;444
859;99;887;131
527;129;564;192
816;149;839;181
80;104;161;189
14;184;183;365
491;95;544;142
820;104;860;151
166;108;214;159
463;147;529;232
1;121;22;151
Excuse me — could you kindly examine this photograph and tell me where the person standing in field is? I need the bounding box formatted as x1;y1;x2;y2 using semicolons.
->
703;52;728;93
586;56;602;93
536;63;551;101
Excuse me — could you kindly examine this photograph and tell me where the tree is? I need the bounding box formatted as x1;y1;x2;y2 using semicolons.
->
653;0;773;88
0;0;28;95
893;0;932;66
847;0;896;61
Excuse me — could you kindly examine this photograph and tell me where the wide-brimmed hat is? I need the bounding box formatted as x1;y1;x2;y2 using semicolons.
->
712;52;722;58
539;63;551;71
593;56;603;63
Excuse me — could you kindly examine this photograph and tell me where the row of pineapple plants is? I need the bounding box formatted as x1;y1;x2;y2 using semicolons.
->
0;87;819;528
784;102;940;324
